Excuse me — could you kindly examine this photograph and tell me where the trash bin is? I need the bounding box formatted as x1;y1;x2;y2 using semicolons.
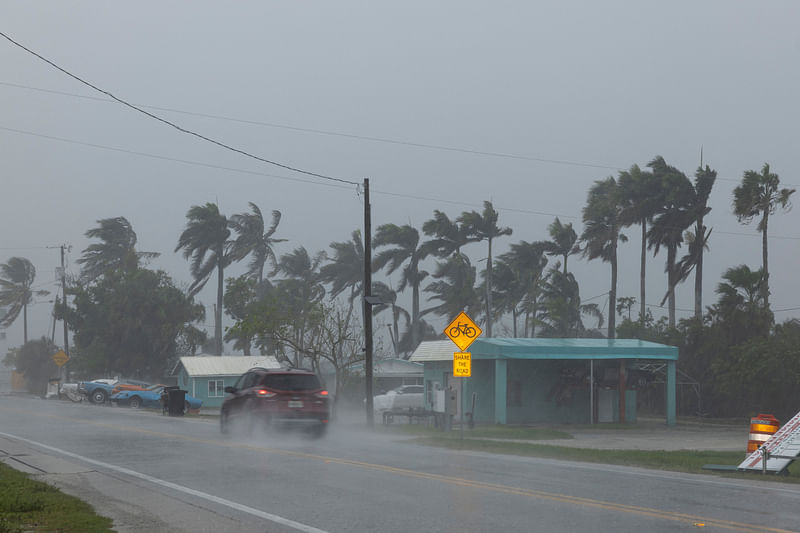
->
167;388;187;417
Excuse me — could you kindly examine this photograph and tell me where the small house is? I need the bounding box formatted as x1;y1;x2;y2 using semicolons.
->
172;355;280;409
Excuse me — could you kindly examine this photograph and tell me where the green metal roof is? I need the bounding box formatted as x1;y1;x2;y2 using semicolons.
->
410;338;678;362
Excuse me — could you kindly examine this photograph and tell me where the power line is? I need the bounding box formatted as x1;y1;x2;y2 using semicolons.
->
0;31;358;187
3;81;784;187
5;124;800;242
0;80;624;172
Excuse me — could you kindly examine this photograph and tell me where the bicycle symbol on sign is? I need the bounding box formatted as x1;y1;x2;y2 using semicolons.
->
449;322;477;339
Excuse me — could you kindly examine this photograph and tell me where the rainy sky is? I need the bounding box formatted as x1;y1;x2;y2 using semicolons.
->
2;1;799;352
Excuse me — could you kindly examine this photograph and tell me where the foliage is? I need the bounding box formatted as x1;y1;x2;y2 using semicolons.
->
77;216;159;282
0;257;49;343
228;202;286;283
229;287;363;398
175;202;231;355
3;337;58;395
62;269;205;380
423;253;480;320
222;275;265;355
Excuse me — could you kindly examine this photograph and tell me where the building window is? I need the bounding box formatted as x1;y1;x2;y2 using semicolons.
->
208;380;224;397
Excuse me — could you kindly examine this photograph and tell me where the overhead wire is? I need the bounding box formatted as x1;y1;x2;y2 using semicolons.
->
0;31;359;187
3;124;800;241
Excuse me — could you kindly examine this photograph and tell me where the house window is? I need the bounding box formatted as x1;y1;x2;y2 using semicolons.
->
208;380;224;397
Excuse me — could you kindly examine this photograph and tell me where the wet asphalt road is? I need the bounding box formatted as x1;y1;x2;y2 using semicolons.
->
1;395;799;533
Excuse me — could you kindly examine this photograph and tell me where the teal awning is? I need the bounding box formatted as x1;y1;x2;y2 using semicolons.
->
472;338;678;360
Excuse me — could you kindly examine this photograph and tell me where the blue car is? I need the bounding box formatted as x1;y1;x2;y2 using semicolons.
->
111;385;202;412
78;379;118;404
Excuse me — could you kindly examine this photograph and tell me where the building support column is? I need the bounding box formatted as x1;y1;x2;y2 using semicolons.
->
666;359;676;426
494;359;507;424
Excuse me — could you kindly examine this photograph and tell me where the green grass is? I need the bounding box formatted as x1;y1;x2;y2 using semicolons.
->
0;463;115;533
381;424;800;483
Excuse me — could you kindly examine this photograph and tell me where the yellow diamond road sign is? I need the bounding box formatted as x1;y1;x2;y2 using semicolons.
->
52;350;69;367
453;352;471;377
444;311;482;352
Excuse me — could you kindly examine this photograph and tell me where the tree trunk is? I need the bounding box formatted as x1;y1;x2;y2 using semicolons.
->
23;303;28;345
762;211;769;307
667;244;676;328
694;223;704;319
216;256;224;355
486;238;493;338
639;221;646;325
609;235;617;339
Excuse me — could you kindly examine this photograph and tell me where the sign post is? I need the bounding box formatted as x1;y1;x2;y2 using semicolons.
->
444;312;482;438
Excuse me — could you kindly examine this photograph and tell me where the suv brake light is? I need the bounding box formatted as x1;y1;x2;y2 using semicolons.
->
256;389;276;398
315;390;329;399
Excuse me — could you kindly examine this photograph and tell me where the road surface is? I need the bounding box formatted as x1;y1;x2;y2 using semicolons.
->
1;396;798;532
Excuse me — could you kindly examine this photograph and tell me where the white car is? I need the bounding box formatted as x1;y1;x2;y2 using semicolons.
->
373;385;424;412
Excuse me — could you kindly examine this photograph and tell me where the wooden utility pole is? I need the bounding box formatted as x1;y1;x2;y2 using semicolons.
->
363;178;374;427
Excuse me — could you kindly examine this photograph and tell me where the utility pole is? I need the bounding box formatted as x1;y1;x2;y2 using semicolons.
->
363;178;374;427
60;245;70;379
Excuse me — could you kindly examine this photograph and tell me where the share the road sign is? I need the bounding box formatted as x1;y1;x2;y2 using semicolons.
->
453;352;471;377
444;311;482;352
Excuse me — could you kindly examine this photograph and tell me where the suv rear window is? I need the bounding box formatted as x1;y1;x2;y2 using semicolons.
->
260;374;321;392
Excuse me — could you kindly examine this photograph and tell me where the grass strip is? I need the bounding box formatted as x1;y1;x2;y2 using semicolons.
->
405;435;800;482
0;463;114;533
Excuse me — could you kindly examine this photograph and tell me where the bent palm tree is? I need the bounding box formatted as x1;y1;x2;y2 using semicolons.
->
458;201;512;337
175;203;231;355
229;203;286;284
677;165;717;318
733;163;795;308
542;218;580;275
373;224;429;350
0;257;49;343
371;281;410;357
77;217;159;282
581;176;625;338
422;210;473;258
618;164;659;324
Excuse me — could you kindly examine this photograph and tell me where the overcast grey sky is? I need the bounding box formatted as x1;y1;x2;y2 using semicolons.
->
2;1;799;354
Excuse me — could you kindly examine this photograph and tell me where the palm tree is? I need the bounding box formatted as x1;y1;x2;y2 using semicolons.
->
733;163;795;308
373;224;429;350
0;257;49;343
421;210;473;257
618;164;659;324
536;266;602;338
542;218;580;275
581;176;626;338
676;165;717;318
272;247;326;367
371;281;410;357
228;203;286;284
77;217;159;282
423;253;481;321
494;241;548;337
458;201;512;337
175;203;231;355
319;230;364;314
646;156;695;328
713;264;771;343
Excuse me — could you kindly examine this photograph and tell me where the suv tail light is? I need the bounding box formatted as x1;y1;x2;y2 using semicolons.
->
256;389;276;398
315;390;329;399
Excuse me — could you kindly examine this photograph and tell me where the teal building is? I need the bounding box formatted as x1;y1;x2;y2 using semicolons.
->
410;338;679;426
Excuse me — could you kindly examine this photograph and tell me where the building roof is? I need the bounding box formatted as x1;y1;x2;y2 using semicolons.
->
409;338;678;362
348;358;423;377
173;355;281;377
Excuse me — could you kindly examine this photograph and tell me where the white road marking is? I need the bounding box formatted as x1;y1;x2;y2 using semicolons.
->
0;431;331;533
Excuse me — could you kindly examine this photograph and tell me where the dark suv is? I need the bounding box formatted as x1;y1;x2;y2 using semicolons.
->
220;367;330;437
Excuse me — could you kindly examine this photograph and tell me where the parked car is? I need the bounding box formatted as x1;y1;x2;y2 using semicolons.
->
220;367;330;437
78;379;118;404
111;384;202;412
373;385;425;413
110;380;152;396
